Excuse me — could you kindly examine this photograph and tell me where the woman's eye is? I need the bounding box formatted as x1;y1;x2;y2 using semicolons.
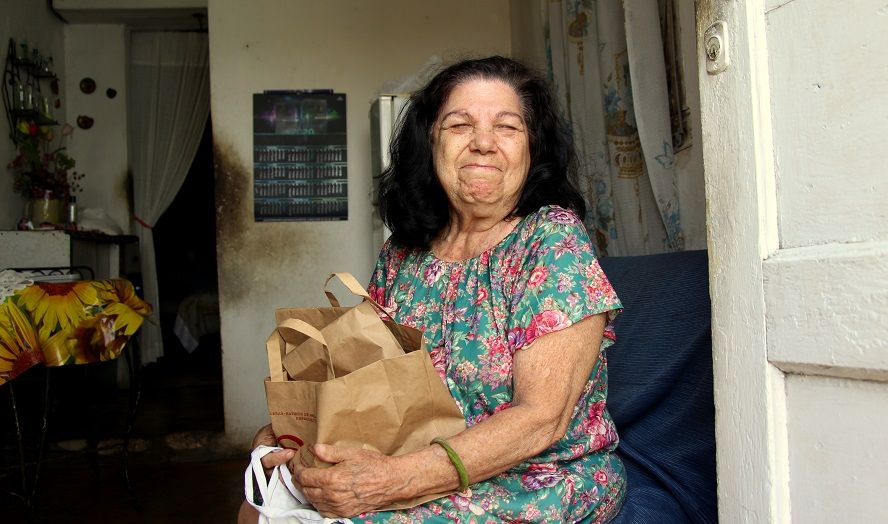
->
446;123;472;132
495;124;520;134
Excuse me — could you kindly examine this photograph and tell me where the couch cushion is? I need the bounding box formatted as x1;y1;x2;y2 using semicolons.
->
599;250;716;524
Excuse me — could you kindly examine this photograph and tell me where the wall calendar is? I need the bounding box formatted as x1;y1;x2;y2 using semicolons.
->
252;90;347;221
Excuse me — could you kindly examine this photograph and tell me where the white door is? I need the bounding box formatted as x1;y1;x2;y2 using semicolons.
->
696;1;888;522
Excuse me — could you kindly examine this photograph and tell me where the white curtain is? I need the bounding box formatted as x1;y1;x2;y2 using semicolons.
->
128;32;210;365
545;0;684;256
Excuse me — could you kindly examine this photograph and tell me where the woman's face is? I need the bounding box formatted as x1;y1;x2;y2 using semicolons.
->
432;79;530;218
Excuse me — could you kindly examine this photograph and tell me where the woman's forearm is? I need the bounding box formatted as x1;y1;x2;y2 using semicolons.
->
390;401;564;500
388;316;603;502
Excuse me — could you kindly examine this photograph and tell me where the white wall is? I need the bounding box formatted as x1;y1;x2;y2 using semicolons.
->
0;2;67;229
509;0;547;71
63;24;130;234
208;0;512;445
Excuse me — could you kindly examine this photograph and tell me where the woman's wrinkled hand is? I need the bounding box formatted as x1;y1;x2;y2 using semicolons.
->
251;424;278;449
251;424;294;480
293;444;402;518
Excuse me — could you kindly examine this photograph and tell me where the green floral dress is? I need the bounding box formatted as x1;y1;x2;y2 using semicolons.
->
362;206;625;523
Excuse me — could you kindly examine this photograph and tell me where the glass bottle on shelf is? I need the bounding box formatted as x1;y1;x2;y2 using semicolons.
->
23;82;35;111
67;196;78;228
40;94;52;119
13;77;26;110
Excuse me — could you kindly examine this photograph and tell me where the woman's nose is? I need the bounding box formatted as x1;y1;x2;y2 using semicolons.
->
470;128;497;154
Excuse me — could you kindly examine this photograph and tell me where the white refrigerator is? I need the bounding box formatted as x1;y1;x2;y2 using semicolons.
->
369;94;409;259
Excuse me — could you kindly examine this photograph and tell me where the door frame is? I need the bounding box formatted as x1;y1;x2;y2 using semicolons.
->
695;1;790;521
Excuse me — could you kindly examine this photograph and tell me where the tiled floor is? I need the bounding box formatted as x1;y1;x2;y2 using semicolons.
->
0;343;244;523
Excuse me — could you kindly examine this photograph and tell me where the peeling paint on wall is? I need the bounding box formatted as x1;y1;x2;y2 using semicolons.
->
213;140;249;244
213;138;252;304
213;137;327;305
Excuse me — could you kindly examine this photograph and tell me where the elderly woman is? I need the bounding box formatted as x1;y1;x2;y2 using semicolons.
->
245;56;625;523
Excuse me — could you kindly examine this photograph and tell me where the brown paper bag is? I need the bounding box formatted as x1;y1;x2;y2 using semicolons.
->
281;273;405;380
264;273;467;510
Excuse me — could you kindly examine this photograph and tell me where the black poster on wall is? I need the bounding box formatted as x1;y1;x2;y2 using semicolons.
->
252;91;347;221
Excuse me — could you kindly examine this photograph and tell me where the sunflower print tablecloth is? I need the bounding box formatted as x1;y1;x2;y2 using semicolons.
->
0;279;151;386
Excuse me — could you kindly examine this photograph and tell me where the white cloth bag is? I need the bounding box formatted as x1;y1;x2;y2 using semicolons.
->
244;446;352;524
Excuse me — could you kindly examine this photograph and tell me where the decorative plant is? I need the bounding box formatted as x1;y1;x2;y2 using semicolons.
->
7;121;84;199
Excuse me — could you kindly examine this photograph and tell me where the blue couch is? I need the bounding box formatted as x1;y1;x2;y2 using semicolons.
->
599;250;717;524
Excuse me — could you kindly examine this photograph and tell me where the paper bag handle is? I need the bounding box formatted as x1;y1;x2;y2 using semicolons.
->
324;272;371;307
265;329;287;383
275;318;337;379
324;272;395;323
326;273;420;353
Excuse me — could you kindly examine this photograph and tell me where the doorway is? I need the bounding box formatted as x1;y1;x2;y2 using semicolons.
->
144;115;223;436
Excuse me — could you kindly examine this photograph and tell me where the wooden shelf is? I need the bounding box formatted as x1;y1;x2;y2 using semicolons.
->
3;38;61;144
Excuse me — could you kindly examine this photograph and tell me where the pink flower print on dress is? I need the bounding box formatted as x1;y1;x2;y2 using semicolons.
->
583;259;602;279
428;345;448;381
520;463;562;490
547;207;580;225
522;504;542;520
594;469;609;485
557;273;573;293
581;401;611;450
585;260;616;297
451;490;484;514
476;286;488;305
506;326;526;351
413;302;427;319
424;260;446;285
525;309;572;346
478;335;511;386
368;284;386;306
527;266;549;288
504;256;521;278
492;401;511;414
553;235;580;259
468;400;511;425
568;443;586;460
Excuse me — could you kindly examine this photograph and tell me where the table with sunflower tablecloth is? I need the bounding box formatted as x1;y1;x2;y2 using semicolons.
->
0;275;152;508
0;278;152;385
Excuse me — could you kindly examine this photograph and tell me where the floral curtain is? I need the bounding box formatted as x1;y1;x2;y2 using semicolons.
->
128;32;210;365
545;0;685;256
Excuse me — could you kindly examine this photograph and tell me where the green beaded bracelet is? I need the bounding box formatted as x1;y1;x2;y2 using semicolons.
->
431;437;469;492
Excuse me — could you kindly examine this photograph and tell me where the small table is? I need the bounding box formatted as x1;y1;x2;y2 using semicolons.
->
0;277;151;510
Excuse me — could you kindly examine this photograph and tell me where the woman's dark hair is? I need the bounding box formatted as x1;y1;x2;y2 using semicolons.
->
377;55;585;250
